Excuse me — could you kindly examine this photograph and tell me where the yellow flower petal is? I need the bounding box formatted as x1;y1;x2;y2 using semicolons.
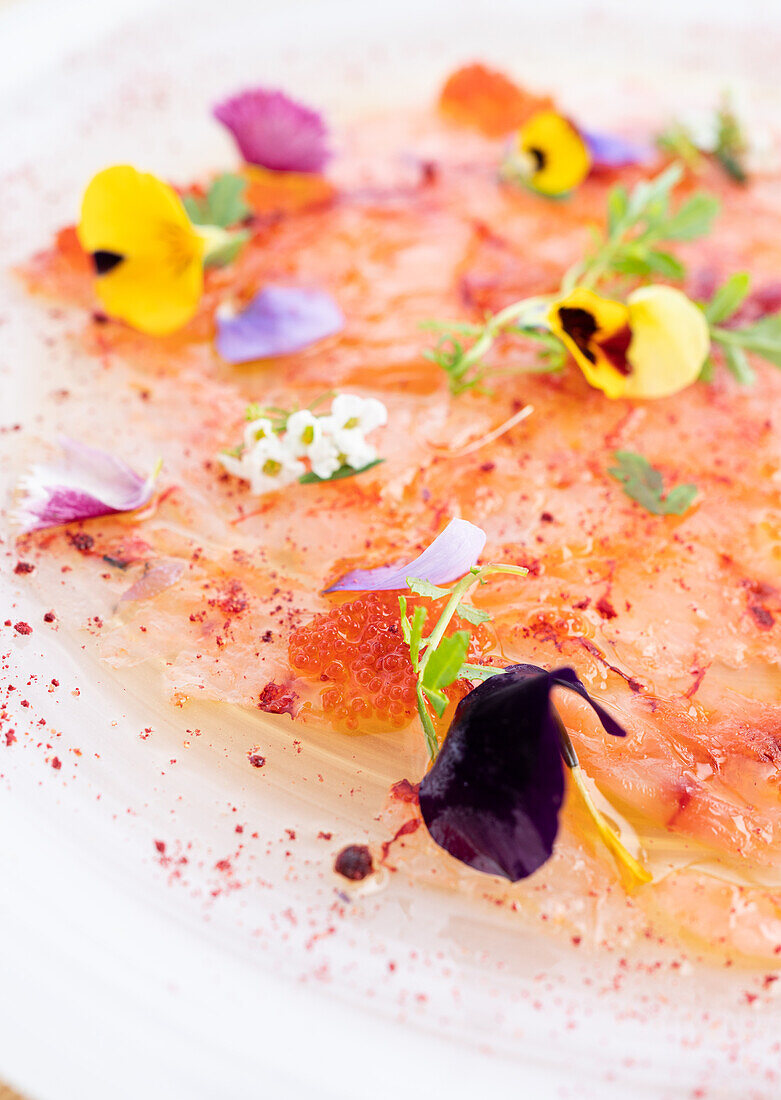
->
77;165;205;336
624;285;710;398
547;287;632;398
515;110;591;196
549;285;710;399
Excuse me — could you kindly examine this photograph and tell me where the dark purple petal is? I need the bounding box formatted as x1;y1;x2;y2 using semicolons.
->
213;87;330;173
17;438;156;533
325;518;486;593
582;128;654;169
419;667;564;881
216;286;343;364
547;666;626;738
419;663;626;881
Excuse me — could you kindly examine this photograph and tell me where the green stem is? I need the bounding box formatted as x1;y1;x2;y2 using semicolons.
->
418;570;480;677
416;685;440;760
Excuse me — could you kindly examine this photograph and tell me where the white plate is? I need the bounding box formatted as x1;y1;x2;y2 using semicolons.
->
2;2;780;1098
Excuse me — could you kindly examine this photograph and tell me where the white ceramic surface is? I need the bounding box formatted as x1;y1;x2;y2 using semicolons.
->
2;2;781;1098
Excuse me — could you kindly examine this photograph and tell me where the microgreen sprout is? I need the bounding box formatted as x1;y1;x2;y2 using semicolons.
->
399;564;526;758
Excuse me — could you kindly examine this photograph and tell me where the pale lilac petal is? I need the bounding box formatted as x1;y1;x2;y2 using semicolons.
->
17;438;157;533
216;286;343;364
120;560;184;602
582;128;654;169
326;518;487;593
213;88;330;173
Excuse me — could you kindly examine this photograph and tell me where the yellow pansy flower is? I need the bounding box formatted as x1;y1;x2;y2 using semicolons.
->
78;165;211;336
510;110;592;197
548;285;710;398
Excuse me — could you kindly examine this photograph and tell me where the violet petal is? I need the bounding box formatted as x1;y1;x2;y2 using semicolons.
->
17;438;156;534
582;128;654;169
419;664;626;881
419;667;565;881
213;87;330;173
216;286;343;364
325;518;486;593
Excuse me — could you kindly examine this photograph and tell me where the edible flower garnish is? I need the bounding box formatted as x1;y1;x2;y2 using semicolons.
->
501;110;592;197
78;166;246;335
16;437;159;533
501;110;652;198
608;451;698;515
326;517;486;593
418;665;647;884
547;285;709;399
213;87;330;173
438;63;554;137
424;165;736;396
392;564;650;886
219;394;386;494
216;286;343;364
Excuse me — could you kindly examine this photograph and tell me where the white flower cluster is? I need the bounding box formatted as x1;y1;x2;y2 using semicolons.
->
219;394;388;495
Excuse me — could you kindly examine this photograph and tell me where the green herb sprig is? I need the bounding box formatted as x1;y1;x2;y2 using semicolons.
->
608;451;698;516
423;166;718;394
399;564;527;758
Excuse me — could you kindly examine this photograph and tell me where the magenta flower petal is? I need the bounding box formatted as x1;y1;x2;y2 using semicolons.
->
582;128;654;169
213;87;330;173
17;438;157;533
325;518;487;593
216;286;343;364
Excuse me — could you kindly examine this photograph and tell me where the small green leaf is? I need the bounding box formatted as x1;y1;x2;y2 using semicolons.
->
607;185;629;234
409;605;428;668
643;249;687;280
398;596;411;645
698;355;716;383
722;343;756;385
454;602;492;626
406;577;451;600
299;459;385;484
422;685;449;718
704;272;751;324
608;451;698;516
186;173;250;228
663;192;720;241
422;631;471;692
714;314;781;368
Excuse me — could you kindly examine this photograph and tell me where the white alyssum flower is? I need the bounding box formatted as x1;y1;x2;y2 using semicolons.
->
307;434;342;480
326;394;388;435
284;410;324;457
220;432;304;495
243;417;275;450
330;427;378;471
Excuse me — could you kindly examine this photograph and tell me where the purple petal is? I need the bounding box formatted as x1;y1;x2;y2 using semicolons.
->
325;518;487;593
216;286;343;364
582;127;654;169
17;438;156;533
418;663;626;881
419;667;565;881
213;87;330;173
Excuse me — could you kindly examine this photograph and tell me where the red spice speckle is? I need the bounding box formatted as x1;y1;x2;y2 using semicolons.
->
5;731;17;747
14;622;32;636
596;596;618;620
14;561;35;575
248;751;266;768
154;840;166;854
318;831;333;840
334;844;374;881
68;531;95;553
390;778;420;804
51;756;62;770
258;681;299;717
43;611;56;623
749;604;775;630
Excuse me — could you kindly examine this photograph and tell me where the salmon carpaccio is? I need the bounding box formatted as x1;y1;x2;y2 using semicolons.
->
17;102;781;964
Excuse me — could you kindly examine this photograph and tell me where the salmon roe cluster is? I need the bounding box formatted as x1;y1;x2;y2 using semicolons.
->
289;592;419;730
